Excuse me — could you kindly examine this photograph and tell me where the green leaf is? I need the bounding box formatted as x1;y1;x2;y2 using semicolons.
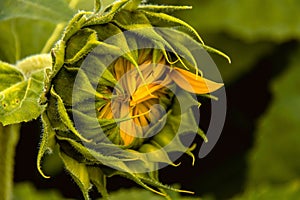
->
0;0;74;23
233;181;300;200
171;0;300;42
0;56;48;125
99;187;201;200
0;61;24;91
0;18;55;63
13;182;64;200
246;47;300;187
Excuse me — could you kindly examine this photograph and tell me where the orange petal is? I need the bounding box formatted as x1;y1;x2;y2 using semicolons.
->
169;67;223;94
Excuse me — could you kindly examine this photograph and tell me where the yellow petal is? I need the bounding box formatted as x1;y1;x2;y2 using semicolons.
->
98;102;112;119
136;106;149;127
169;67;224;94
120;129;135;146
119;108;137;146
130;83;162;105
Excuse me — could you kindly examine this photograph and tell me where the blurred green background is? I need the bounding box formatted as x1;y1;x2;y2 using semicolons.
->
1;0;300;199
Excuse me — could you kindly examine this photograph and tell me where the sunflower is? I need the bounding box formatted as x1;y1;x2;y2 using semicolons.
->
37;0;229;199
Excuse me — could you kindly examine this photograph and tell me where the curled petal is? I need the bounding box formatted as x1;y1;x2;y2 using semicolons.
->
169;67;223;94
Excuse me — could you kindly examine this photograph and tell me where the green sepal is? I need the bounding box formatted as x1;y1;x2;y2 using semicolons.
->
65;28;100;64
37;113;57;179
202;44;231;63
151;121;193;163
94;0;101;13
111;10;170;62
70;109;116;141
151;48;164;64
90;23;123;41
71;106;150;149
87;166;109;198
137;174;194;195
108;170;194;197
141;10;204;44
171;88;199;115
106;170;167;197
141;111;169;140
138;5;192;12
123;0;142;11
113;9;152;30
92;24;144;88
139;142;178;167
59;152;91;200
85;0;130;26
62;11;93;42
157;28;200;75
50;66;75;106
151;105;204;166
197;128;208;143
50;87;91;142
56;134;138;171
89;23;139;70
154;23;231;63
120;23;189;71
45;42;66;94
0;61;46;125
81;53;119;89
60;67;108;106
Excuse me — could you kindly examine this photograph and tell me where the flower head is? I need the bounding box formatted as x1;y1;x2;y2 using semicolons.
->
97;49;223;148
38;0;229;199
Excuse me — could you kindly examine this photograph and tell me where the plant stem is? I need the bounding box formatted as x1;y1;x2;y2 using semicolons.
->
0;123;21;200
41;23;66;54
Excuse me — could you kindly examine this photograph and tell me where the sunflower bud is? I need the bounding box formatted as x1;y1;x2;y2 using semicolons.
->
38;1;228;199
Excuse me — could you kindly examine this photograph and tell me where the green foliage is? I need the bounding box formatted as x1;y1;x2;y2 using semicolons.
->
0;0;74;23
13;182;64;200
233;181;300;200
246;48;300;186
0;55;50;125
0;19;55;63
99;187;201;200
194;0;300;42
152;0;300;42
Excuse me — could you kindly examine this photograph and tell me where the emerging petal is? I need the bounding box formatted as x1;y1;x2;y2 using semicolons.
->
169;67;224;94
130;83;162;105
